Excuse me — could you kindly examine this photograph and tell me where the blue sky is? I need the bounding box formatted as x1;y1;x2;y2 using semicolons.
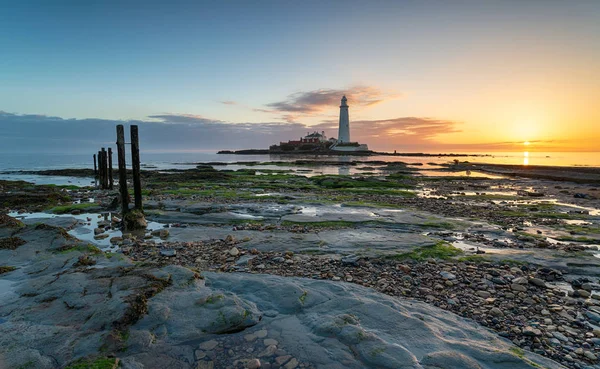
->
1;0;599;152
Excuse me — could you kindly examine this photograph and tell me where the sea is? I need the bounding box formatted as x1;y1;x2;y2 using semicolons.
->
0;151;598;172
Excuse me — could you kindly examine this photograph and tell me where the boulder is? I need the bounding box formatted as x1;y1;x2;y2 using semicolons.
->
123;210;147;230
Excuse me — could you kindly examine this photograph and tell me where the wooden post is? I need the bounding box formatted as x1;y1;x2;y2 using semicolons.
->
130;125;143;211
103;149;109;190
101;148;107;189
116;125;129;215
93;154;98;176
108;147;114;190
97;150;104;189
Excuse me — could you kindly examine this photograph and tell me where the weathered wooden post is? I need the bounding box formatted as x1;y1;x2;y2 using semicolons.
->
93;154;98;176
116;125;129;215
103;149;109;190
130;125;143;211
101;148;109;189
108;147;114;190
97;150;103;188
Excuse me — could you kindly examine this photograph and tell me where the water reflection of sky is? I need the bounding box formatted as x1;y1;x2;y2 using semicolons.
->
9;211;166;251
415;170;505;179
0;174;95;187
1;151;599;172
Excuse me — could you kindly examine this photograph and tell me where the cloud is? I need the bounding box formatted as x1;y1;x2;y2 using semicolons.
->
220;101;237;105
252;108;273;113
0;111;308;153
310;116;461;150
147;114;222;124
266;86;399;115
0;111;468;154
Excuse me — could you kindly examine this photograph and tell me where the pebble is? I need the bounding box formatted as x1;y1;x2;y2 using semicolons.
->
263;338;278;346
489;307;504;317
160;249;176;257
275;356;291;365
584;351;597;361
512;277;528;284
511;283;527;292
199;340;219;350
259;345;277;357
553;332;569;342
528;277;547;288
284;358;298;369
196;361;214;369
523;326;542;336
476;291;491;298
246;359;261;369
439;271;456;280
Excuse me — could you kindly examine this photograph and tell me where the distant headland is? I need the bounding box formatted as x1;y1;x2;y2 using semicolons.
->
216;149;492;157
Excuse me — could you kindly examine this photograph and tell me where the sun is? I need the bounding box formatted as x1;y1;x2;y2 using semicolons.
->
523;141;530;146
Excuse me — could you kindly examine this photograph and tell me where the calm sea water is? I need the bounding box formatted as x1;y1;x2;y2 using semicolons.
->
0;151;598;171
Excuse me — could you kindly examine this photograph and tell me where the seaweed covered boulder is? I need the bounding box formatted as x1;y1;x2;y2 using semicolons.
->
123;209;147;230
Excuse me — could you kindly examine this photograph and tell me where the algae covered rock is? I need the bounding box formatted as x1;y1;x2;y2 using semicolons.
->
123;210;147;230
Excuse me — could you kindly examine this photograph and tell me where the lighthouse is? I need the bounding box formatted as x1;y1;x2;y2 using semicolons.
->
331;94;369;152
338;95;350;143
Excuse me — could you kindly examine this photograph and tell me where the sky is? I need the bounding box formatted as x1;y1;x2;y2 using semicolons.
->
1;0;599;153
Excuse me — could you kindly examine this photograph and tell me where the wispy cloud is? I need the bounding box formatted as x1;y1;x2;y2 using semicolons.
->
265;86;400;115
147;114;222;124
311;116;461;149
220;101;237;105
252;108;274;113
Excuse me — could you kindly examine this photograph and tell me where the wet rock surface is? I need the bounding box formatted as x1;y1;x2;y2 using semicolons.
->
2;162;600;368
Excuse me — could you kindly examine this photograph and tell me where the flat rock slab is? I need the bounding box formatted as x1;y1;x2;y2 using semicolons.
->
243;229;436;256
21;216;79;229
281;206;469;231
147;201;301;219
164;226;435;256
148;210;263;225
166;226;255;242
193;272;562;369
148;203;470;231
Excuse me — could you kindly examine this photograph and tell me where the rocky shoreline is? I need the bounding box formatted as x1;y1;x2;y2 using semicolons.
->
2;159;600;368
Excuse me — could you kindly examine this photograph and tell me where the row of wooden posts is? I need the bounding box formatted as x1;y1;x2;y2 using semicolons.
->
93;148;113;190
92;124;143;216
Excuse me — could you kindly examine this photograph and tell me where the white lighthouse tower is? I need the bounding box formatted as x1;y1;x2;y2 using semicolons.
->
331;94;369;152
338;95;350;143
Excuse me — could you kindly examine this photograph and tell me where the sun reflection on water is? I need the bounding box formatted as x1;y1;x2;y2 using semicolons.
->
523;151;529;165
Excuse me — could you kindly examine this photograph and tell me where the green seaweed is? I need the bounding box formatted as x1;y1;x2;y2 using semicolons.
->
0;266;17;274
64;357;118;369
457;255;489;263
50;202;97;214
299;290;308;304
390;241;463;261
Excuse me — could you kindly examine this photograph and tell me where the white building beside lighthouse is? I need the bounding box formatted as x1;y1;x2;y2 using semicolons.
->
331;95;369;152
